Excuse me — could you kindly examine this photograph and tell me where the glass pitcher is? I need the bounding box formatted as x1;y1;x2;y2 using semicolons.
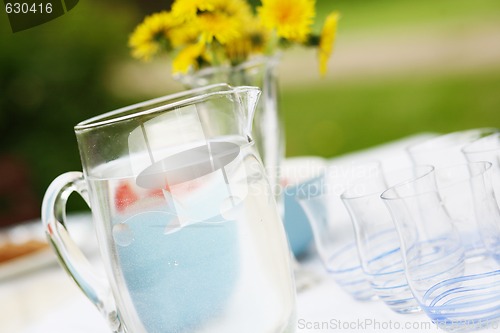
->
41;84;296;333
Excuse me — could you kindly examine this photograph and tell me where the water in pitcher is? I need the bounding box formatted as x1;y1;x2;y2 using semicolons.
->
87;136;296;333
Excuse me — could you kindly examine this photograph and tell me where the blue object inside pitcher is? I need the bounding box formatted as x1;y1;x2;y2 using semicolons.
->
113;141;243;332
115;210;238;332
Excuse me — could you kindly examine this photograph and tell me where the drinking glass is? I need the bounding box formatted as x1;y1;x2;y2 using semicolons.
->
341;165;425;313
381;162;500;330
434;162;500;258
296;164;377;301
463;133;500;262
407;128;498;168
42;84;297;333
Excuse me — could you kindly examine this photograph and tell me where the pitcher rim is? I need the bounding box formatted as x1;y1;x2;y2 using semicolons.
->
74;84;260;131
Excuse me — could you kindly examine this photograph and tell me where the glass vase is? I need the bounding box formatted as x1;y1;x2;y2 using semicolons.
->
175;56;284;209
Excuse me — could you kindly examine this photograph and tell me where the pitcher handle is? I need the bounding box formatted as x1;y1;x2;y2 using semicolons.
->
42;172;123;333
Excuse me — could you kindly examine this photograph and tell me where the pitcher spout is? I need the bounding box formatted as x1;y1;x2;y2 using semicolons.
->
234;86;261;138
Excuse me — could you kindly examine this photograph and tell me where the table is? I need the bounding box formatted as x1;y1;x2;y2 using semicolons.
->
7;256;498;333
2;134;498;333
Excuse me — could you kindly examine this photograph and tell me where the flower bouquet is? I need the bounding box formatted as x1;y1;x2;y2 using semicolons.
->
129;0;340;76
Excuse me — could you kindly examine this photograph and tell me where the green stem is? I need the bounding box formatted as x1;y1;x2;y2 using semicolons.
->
209;42;221;67
265;29;279;56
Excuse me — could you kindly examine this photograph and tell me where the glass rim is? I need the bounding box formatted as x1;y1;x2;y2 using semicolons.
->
437;160;492;176
462;132;500;155
406;128;498;154
380;161;493;201
340;181;385;201
74;84;260;131
380;165;435;201
340;166;421;201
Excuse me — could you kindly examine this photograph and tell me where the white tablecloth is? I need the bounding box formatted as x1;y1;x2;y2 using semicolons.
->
12;256;500;333
18;259;448;333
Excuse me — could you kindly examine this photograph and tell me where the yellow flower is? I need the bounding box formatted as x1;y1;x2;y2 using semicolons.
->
169;23;200;48
207;0;252;20
318;11;340;76
128;11;179;61
171;0;214;20
196;12;241;45
172;43;206;73
225;19;269;62
173;0;252;45
225;37;252;63
258;0;315;42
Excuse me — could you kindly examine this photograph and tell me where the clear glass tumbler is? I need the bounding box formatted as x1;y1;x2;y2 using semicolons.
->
341;165;425;314
407;128;498;168
381;162;500;331
296;166;376;301
463;133;500;262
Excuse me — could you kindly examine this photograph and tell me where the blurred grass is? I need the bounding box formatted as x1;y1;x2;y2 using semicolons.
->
315;0;500;33
280;0;500;157
0;0;137;214
283;67;500;157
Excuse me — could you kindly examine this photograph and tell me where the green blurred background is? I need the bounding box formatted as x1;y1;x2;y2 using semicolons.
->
1;0;500;224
